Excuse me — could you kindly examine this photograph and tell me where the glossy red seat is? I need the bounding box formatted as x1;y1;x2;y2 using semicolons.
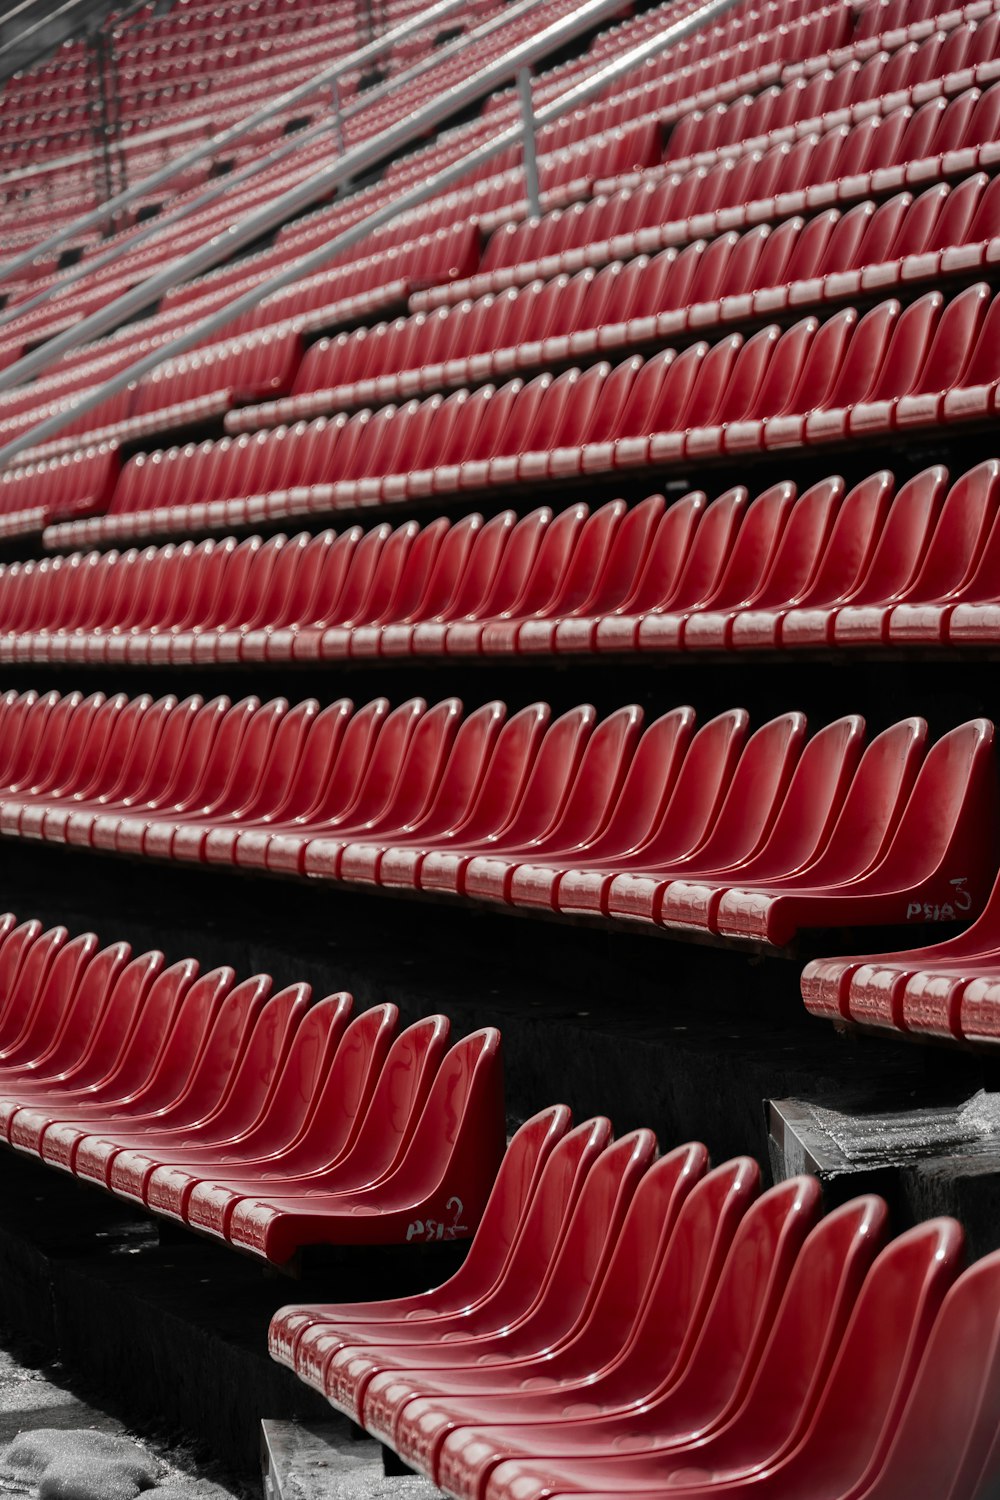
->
433;1195;885;1499
660;715;867;933
396;1140;712;1472
169;1009;453;1230
640;483;792;651
317;1117;617;1411
429;1172;818;1499
607;712;807;925
338;703;508;885
0;907;505;1265
22;964;268;1168
302;697;463;880
717;718;996;945
354;1127;663;1424
463;705;644;905
419;705;596;898
223;1024;504;1263
271;1105;574;1370
131;989;357;1213
737;472;894;649
478;1218;962;1500
558;709;750;918
508;708;696;912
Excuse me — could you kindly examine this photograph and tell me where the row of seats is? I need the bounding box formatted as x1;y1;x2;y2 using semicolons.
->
660;15;1000;173
0;443;120;542
602;13;1000;197
11;328;305;462
42;279;1000;550
0;0;559;323
0;689;992;949
803;861;1000;1041
542;0;893;164
0;223;483;462
0;0;881;417
270;1106;1000;1500
419;79;1000;308
0;0;899;411
14;464;1000;661
0;0;858;272
231;174;1000;431
559;0;1000;194
0;913;504;1263
0;20;350;175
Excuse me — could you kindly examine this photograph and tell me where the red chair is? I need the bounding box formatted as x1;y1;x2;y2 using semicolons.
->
476;1219;961;1500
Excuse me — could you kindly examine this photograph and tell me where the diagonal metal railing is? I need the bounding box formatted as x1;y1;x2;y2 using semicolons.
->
0;0;473;287
0;0;569;333
0;0;624;397
0;0;745;468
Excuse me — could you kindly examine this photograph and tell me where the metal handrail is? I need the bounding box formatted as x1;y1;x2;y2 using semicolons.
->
0;0;576;331
0;0;473;285
0;8;362;179
0;0;154;77
0;0;744;466
0;0;91;69
0;0;151;84
0;0;625;394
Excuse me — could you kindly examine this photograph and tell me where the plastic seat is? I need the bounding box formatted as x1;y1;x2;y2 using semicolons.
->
271;1105;573;1370
433;1173;817;1500
222;1025;504;1263
463;705;645;905
415;1192;885;1492
608;712;809;926
717;718;996;946
738;472;894;649
315;1116;617;1411
137;990;357;1215
302;697;463;880
506;708;696;912
561;709;749;918
418;705;596;898
825;466;950;646
338;702;508;885
660;715;867;932
168;1009;454;1231
479;1218;962;1500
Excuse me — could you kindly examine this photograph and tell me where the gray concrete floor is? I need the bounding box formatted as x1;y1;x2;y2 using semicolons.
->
0;1346;444;1500
0;1346;239;1500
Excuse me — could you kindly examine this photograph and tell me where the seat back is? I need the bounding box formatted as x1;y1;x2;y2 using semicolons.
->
686;712;809;870
845;465;950;605
291;1004;400;1167
379;1027;505;1246
864;1251;1000;1499
642;709;751;862
794;471;895;606
780;1220;964;1494
626;491;706;612
665;487;750;609
326;1016;453;1188
800;717;929;887
619;1158;761;1396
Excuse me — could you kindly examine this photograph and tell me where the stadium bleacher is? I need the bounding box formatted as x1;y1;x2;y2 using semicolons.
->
3;0;1000;1491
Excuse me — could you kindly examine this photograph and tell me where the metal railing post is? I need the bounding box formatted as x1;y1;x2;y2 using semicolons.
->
517;67;541;220
331;76;346;157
